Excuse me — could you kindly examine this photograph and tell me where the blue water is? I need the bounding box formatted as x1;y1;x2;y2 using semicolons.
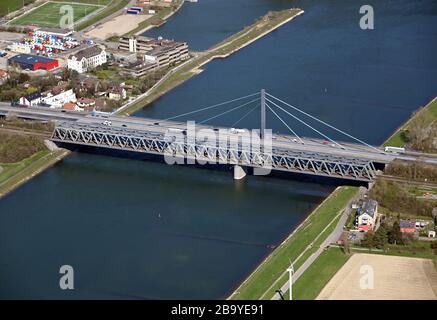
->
0;0;436;299
139;0;437;145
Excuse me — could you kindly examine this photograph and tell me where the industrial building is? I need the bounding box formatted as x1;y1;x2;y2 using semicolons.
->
118;36;188;62
118;36;189;75
8;54;59;71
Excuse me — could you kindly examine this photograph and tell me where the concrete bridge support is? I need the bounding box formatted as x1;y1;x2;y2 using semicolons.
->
234;165;246;180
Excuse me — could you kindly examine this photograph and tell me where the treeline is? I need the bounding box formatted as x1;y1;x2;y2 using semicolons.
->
385;160;437;183
0;132;46;163
370;179;434;217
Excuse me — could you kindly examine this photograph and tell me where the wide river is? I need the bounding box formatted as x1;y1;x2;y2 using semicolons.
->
0;0;436;299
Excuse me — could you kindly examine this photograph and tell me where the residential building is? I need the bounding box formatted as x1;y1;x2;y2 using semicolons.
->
356;199;378;232
68;46;107;74
19;92;42;107
63;102;82;111
9;54;59;71
400;220;417;233
77;97;96;108
41;89;76;109
107;86;127;101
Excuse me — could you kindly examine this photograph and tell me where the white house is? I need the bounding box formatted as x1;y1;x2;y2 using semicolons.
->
107;86;127;101
67;46;107;74
19;92;42;106
41;89;76;109
356;199;378;232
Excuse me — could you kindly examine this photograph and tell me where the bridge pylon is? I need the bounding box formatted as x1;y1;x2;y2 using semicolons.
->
261;89;266;140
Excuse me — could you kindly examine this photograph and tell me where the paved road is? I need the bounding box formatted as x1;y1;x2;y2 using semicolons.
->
272;187;366;300
1;103;437;167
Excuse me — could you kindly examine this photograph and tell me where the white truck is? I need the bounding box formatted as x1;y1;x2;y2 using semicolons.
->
384;146;405;154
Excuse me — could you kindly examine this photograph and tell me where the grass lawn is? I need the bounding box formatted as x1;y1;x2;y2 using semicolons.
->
0;150;49;187
0;149;69;197
384;97;437;147
230;186;358;300
0;0;35;18
10;1;101;28
288;247;350;300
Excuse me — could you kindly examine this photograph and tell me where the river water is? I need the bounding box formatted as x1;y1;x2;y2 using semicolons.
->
0;0;436;299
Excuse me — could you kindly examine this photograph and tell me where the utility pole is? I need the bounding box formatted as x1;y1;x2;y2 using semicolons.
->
287;263;294;300
260;88;266;140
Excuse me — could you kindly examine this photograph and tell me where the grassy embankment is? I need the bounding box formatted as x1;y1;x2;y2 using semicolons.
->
75;0;130;31
119;9;304;115
286;247;350;300
0;125;69;198
0;0;35;18
230;186;358;300
384;97;437;147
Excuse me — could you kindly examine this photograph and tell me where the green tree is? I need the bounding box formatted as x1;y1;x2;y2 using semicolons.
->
388;220;403;245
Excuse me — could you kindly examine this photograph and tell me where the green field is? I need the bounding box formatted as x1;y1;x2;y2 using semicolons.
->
10;1;102;28
0;0;36;18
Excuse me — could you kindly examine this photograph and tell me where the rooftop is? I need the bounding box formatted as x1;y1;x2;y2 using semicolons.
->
9;54;57;65
358;199;378;217
400;220;416;229
70;46;105;60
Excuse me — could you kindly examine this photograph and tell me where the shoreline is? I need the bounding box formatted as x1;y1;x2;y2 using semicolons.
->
228;186;359;300
226;186;343;299
133;0;185;36
383;96;437;147
0;148;70;199
119;9;305;115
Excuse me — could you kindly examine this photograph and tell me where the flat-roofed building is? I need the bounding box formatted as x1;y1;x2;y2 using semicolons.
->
144;41;189;67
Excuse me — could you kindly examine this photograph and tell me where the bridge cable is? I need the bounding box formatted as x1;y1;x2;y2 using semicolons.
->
231;103;260;128
163;92;260;121
265;102;304;145
265;97;344;148
198;97;260;124
266;92;381;153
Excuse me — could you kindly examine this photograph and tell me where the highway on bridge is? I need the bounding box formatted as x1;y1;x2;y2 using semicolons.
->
1;103;436;182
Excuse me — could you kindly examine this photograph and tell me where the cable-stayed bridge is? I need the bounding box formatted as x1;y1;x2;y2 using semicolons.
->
1;91;435;182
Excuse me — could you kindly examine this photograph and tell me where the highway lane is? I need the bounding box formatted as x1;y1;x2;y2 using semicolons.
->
2;104;437;166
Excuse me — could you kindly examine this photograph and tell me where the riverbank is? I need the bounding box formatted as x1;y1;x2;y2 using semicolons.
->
118;8;304;115
229;186;358;300
0;148;70;199
384;96;437;147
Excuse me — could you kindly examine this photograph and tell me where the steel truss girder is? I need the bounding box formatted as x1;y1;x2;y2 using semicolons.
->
51;124;378;182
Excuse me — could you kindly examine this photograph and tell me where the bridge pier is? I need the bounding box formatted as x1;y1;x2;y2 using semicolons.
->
233;165;247;180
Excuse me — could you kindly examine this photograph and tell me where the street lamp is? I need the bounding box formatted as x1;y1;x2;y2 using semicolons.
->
287;263;294;300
